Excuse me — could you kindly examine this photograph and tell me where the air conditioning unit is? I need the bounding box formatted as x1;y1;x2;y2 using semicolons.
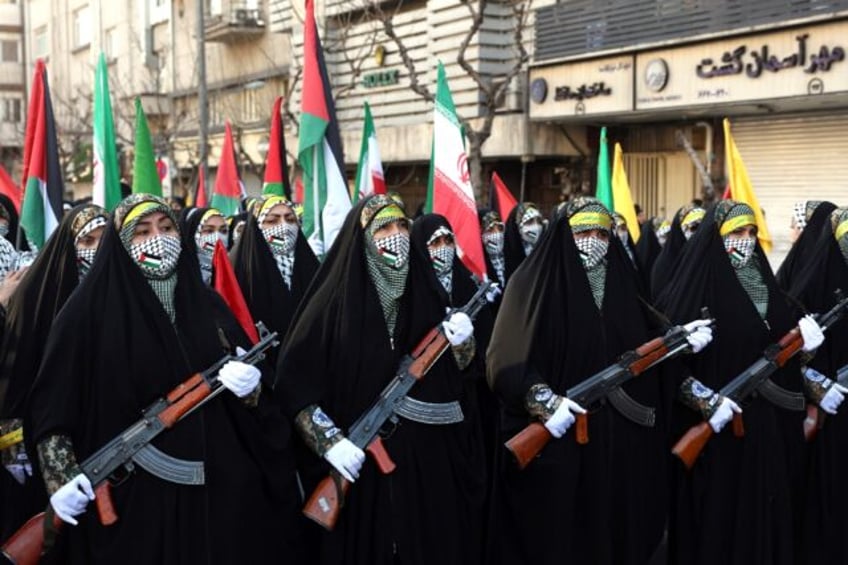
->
232;8;264;27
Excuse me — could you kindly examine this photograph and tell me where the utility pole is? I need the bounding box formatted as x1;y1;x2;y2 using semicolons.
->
197;0;208;197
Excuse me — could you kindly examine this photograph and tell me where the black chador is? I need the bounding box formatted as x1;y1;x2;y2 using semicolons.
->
651;204;704;300
658;201;803;565
26;195;304;564
487;197;666;565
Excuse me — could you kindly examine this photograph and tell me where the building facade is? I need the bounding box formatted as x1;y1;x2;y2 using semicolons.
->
529;0;848;264
0;0;25;176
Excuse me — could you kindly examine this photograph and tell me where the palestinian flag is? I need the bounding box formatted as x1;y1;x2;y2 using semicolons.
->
20;60;64;250
211;121;244;217
139;253;162;269
0;165;20;213
489;171;517;222
353;102;385;203
425;62;485;279
262;96;291;199
92;52;122;212
195;166;208;207
298;0;351;257
212;239;259;343
132;98;163;197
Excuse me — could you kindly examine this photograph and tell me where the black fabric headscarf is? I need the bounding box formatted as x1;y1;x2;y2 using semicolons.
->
230;203;318;367
786;207;848;563
0;204;106;541
26;195;303;564
503;203;537;284
0;194;27;250
635;217;663;293
227;212;247;250
651;204;698;300
775;201;837;290
657;200;801;565
486;197;664;565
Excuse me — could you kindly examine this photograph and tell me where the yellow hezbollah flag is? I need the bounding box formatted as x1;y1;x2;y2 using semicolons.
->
612;143;640;243
723;118;772;253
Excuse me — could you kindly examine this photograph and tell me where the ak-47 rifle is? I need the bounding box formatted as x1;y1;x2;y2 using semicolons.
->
803;362;848;441
302;279;493;531
673;290;848;468
505;311;714;470
1;323;279;565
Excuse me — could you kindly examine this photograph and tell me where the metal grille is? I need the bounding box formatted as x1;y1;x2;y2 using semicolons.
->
536;0;848;62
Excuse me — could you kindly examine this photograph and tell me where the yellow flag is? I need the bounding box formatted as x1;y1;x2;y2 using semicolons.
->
723;118;772;253
612;143;640;243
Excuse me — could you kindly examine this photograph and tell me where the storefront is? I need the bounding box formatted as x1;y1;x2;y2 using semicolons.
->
528;18;848;263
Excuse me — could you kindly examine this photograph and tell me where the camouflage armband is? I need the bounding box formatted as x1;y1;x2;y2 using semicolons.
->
451;335;476;371
37;435;82;496
294;405;343;458
678;377;722;420
802;366;833;405
524;384;563;422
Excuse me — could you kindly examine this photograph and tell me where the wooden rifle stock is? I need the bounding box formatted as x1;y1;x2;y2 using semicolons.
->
303;473;350;531
671;421;714;469
1;510;62;565
804;404;823;442
504;422;552;470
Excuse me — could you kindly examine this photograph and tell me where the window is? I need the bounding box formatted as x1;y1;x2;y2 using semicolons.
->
104;27;116;60
73;6;91;48
1;99;21;123
33;26;48;58
1;40;19;62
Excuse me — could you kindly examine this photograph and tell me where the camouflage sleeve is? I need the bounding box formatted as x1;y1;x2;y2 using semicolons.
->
678;377;722;420
802;366;833;405
241;382;262;408
37;434;82;496
524;384;563;421
294;404;343;458
451;335;476;371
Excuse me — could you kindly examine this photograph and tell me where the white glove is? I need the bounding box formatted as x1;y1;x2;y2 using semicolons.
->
217;348;260;398
544;397;587;439
798;315;825;352
324;438;366;483
708;397;742;433
50;473;95;526
443;311;474;346
820;382;848;415
683;319;714;354
485;282;502;303
4;450;33;485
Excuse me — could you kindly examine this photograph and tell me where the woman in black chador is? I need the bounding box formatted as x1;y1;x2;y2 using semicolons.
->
486;196;712;565
26;194;304;564
775;200;836;291
230;195;318;367
503;202;545;284
276;195;483;565
785;206;848;563
658;200;827;565
651;203;705;300
0;203;107;541
178;206;229;286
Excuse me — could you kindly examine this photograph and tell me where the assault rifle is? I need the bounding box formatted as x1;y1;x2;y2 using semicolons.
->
803;362;848;441
505;313;713;470
302;279;493;531
673;290;848;469
1;323;279;565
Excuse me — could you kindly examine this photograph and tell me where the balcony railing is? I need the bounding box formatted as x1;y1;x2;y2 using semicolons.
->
205;1;265;43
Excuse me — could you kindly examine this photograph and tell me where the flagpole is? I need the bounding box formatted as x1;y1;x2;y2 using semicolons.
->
196;0;208;201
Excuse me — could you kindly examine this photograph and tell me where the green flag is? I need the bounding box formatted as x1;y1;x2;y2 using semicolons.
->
92;52;122;211
132;98;162;197
595;126;613;209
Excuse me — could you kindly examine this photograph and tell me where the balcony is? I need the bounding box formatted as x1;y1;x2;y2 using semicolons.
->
205;1;265;43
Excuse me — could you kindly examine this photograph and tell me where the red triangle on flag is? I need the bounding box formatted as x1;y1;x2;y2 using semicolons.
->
490;171;518;222
212;239;259;344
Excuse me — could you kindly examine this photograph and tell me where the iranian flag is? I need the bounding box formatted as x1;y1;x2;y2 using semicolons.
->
92;52;122;211
298;0;351;257
132;97;163;197
20;60;64;249
262;96;291;199
211;121;245;216
425;62;485;279
353;102;385;203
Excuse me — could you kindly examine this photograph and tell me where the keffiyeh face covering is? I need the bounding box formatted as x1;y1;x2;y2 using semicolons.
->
575;236;609;269
724;235;756;268
76;247;97;279
374;231;410;270
129;234;182;279
519;209;543;246
262;223;298;257
483;231;504;254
